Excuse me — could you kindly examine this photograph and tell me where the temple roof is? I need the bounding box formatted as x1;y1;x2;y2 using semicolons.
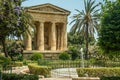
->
26;3;70;15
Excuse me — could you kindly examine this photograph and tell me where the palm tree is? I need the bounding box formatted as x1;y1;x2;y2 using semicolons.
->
70;0;101;59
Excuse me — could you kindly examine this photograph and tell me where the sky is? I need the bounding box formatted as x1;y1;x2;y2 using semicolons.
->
22;0;103;32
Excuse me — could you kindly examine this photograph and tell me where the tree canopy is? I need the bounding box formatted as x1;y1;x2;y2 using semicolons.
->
0;0;33;57
99;0;120;55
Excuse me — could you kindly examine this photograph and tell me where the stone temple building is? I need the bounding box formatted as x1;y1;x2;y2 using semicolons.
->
24;3;70;59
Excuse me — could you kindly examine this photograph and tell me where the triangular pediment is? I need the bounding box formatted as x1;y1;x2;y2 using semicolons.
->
26;3;70;15
31;6;64;13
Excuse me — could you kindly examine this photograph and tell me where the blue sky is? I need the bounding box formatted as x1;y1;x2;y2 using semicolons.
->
22;0;103;32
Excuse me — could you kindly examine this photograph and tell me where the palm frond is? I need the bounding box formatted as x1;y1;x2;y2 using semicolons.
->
87;0;92;13
75;9;81;13
90;2;101;13
84;0;87;13
69;19;77;25
77;19;85;33
93;9;100;14
70;19;80;33
89;0;95;10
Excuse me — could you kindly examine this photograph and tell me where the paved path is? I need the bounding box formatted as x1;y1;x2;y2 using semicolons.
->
11;66;76;80
51;68;78;78
12;66;28;74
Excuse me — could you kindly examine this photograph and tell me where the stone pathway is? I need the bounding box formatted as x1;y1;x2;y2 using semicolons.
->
51;68;78;78
12;66;28;74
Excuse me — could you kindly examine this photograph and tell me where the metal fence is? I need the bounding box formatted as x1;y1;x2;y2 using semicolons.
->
38;60;83;69
38;59;120;68
37;59;120;78
0;61;15;79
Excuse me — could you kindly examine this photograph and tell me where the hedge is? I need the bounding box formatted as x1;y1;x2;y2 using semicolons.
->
93;60;120;67
2;73;38;80
101;77;120;80
11;61;23;67
28;64;51;77
59;52;70;60
77;68;120;77
30;53;43;61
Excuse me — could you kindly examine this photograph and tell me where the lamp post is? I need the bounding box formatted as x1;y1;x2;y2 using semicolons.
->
80;48;84;68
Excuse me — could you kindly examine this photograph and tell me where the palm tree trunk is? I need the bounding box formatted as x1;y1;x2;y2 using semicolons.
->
85;24;89;60
1;37;8;57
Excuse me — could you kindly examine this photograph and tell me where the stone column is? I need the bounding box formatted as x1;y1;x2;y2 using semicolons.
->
57;27;61;50
63;23;67;50
25;26;32;50
34;28;37;50
37;21;44;50
51;22;56;50
60;27;64;50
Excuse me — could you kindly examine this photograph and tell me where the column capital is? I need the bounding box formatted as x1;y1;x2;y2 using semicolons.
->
53;21;57;23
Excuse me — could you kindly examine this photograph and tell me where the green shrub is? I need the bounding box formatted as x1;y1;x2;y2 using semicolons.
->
28;64;51;77
38;59;49;66
23;60;37;65
59;52;70;60
68;47;79;60
77;68;120;77
101;77;120;80
17;54;23;61
7;42;24;61
30;53;43;61
94;60;106;67
23;59;28;65
93;60;120;67
105;61;120;67
11;61;23;67
0;55;11;67
87;58;96;67
2;73;38;80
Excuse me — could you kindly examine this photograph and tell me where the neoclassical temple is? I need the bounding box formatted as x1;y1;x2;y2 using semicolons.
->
24;3;70;58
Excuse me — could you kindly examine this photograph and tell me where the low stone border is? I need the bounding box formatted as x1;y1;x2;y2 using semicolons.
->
72;77;100;80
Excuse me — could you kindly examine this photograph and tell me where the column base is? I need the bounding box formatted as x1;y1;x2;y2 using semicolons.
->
25;48;32;50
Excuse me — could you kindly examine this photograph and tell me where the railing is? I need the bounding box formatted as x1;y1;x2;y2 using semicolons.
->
38;59;120;69
38;60;83;69
0;65;2;80
0;61;17;79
